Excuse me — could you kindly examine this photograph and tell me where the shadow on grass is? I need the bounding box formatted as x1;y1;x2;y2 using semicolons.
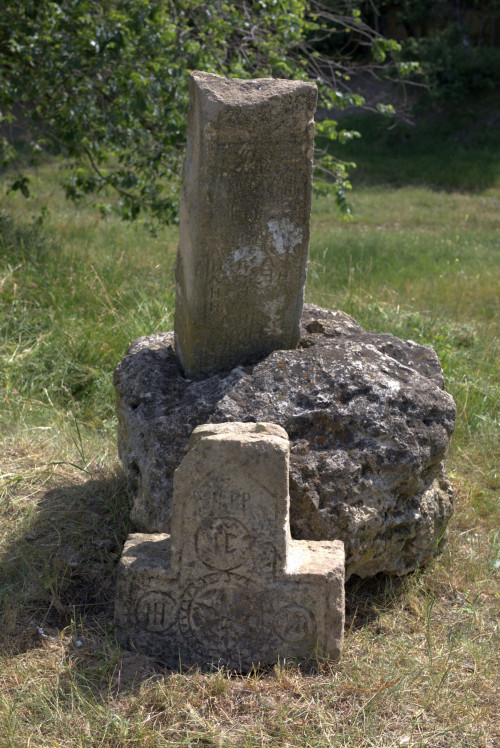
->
0;468;132;653
0;468;414;691
345;573;407;633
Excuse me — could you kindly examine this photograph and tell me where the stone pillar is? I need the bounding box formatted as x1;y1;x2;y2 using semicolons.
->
115;422;344;670
174;71;317;379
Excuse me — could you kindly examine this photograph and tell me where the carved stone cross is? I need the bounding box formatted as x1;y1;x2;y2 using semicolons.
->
115;422;344;670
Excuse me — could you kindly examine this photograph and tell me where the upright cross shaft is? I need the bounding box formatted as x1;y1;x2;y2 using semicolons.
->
174;71;317;379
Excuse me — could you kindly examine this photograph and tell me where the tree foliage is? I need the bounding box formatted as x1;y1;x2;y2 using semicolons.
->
0;1;403;223
359;1;500;105
398;0;500;103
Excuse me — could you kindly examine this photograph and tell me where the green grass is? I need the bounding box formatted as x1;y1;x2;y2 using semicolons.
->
0;121;499;746
326;105;500;192
308;185;500;448
0;164;177;434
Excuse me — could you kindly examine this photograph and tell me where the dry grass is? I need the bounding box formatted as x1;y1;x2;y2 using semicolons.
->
0;431;498;747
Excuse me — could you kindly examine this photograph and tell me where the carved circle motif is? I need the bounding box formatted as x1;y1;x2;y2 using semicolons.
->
135;591;176;633
195;517;249;570
179;572;270;661
273;604;316;643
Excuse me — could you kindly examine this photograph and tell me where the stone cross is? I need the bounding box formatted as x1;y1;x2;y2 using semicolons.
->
115;422;344;670
174;71;317;379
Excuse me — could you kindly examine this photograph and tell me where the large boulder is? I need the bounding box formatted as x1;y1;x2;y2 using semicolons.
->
114;305;455;579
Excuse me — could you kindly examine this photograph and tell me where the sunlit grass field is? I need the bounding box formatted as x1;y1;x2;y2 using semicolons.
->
0;115;499;746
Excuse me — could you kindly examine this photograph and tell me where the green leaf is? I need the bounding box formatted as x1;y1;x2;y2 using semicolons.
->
8;176;31;198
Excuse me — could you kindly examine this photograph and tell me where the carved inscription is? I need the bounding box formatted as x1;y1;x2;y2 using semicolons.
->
273;604;316;644
195;514;280;575
178;572;274;660
192;490;251;514
135;591;176;633
195;517;249;570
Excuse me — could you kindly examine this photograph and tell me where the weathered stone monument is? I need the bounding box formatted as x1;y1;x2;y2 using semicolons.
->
175;71;317;378
114;70;456;667
115;423;344;669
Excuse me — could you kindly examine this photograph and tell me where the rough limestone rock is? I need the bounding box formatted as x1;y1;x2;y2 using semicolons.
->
114;304;456;579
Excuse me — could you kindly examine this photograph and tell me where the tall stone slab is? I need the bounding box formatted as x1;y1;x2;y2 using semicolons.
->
115;422;344;670
174;71;317;379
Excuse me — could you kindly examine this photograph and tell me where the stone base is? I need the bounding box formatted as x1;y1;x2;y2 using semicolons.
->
114;305;456;579
115;532;344;670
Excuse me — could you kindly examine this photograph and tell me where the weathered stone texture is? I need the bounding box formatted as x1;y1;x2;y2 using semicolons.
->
174;71;317;379
114;423;344;670
114;304;456;579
